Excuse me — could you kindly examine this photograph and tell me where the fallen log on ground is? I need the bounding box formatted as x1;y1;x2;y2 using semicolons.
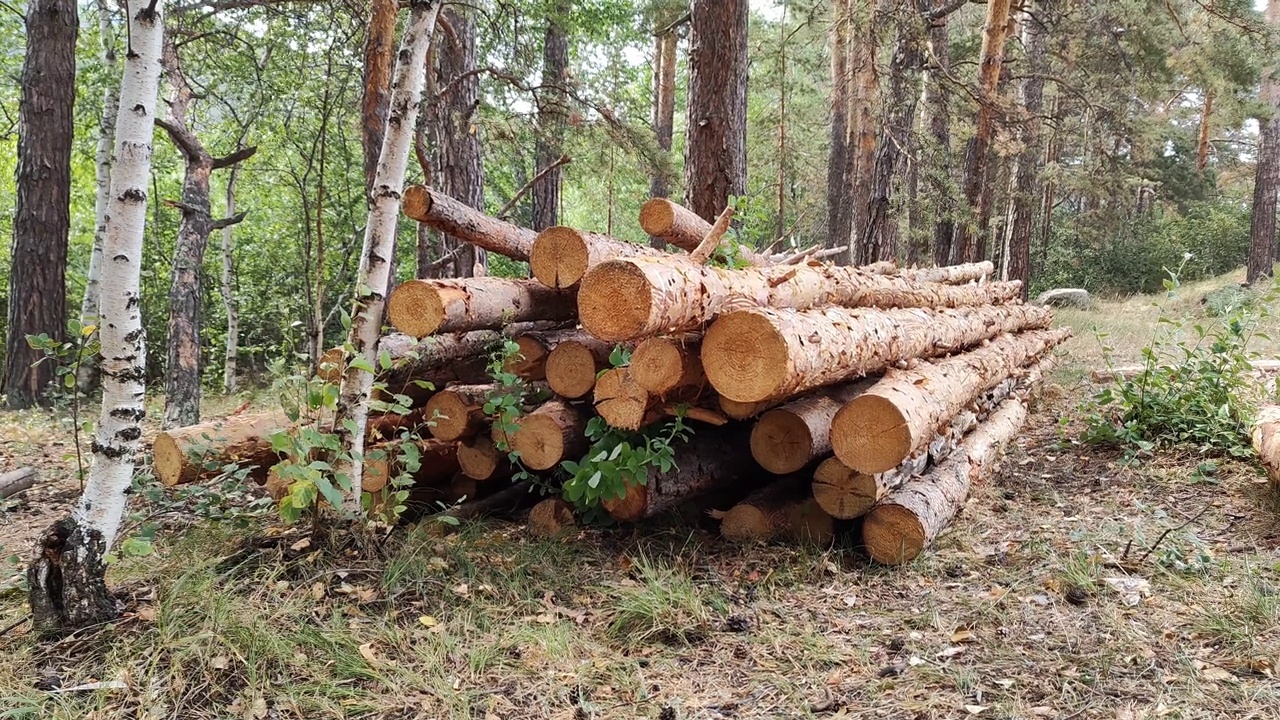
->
630;334;705;396
387;277;577;338
544;335;621;399
529;226;669;289
0;468;35;499
527;497;577;537
601;427;758;522
750;379;876;475
510;399;589;471
1251;405;1280;490
402;185;536;261
702;304;1054;404
153;410;292;486
862;398;1028;565
831;328;1070;473
578;256;1022;341
714;474;833;544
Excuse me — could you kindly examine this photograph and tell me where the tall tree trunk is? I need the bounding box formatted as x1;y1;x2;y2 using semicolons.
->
649;23;679;248
1197;90;1214;172
926;0;954;266
1002;1;1047;298
77;0;118;393
951;0;1012;264
685;0;749;222
532;1;570;231
1249;2;1280;284
437;5;486;276
3;0;77;409
221;166;241;393
333;0;442;513
1035;93;1061;277
846;0;879;264
27;0;163;636
827;0;852;253
362;0;398;201
775;1;789;242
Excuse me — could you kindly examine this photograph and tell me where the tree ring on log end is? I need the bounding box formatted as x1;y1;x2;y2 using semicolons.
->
530;226;590;289
546;341;600;399
425;392;472;441
601;480;648;523
719;505;770;542
638;198;677;235
151;433;188;486
387;281;447;338
862;505;926;565
578;261;652;341
631;338;685;394
511;414;567;470
751;410;814;475
812;457;876;519
702;311;788;403
831;395;912;474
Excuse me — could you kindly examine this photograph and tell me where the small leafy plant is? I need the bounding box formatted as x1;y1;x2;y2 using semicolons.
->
560;413;692;509
27;319;100;489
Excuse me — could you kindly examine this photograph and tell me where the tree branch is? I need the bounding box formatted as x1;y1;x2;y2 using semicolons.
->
155;117;205;160
211;211;249;229
497;154;571;218
212;145;258;169
655;11;691;36
925;0;970;21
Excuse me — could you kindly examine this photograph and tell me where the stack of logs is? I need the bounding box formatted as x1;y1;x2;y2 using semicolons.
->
152;188;1068;564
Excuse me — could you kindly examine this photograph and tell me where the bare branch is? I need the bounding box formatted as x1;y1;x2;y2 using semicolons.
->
211;210;249;229
497;154;571;218
212;145;257;169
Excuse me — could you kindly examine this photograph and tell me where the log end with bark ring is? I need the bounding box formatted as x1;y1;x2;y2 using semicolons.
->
425;391;477;442
402;184;433;222
546;341;602;399
630;337;686;395
511;413;570;470
594;367;650;431
701;310;789;403
507;335;551;380
458;435;508;481
577;260;653;341
812;456;878;520
862;504;926;565
528;497;577;537
388;280;467;338
530;226;591;289
638;198;677;236
601;481;648;523
831;394;912;474
718;504;773;543
152;432;194;486
750;409;817;475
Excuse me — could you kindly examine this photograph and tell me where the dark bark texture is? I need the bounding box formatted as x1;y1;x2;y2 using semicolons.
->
4;0;77;409
1250;0;1280;284
827;0;851;251
532;1;570;231
649;27;679;247
28;518;117;637
685;0;749;222
362;0;398;201
1003;2;1047;297
436;5;486;276
926;1;955;267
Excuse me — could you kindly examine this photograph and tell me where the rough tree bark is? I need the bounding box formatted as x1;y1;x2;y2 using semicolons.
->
4;0;77;409
157;38;254;429
28;0;163;636
532;0;570;231
846;0;879;264
1249;0;1280;285
435;4;486;276
387;277;577;337
685;0;748;221
76;0;119;393
221;165;241;393
750;380;876;475
402;185;537;260
1002;1;1047;298
926;0;955;267
827;0;852;252
333;0;443;514
649;17;680;248
362;0;398;200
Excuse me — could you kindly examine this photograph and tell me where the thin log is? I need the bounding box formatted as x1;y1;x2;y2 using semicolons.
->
630;333;704;396
602;426;758;522
544;335;622;399
387;277;577;337
702;304;1054;403
0;468;36;499
424;383;495;442
529;225;668;290
505;327;590;380
527;497;577;537
688;206;735;265
899;262;994;284
510;399;588;471
402;184;536;261
456;434;512;482
431;479;536;525
750;379;876;475
638;197;770;265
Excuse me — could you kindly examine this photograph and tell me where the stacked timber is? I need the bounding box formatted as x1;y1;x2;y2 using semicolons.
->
157;190;1068;556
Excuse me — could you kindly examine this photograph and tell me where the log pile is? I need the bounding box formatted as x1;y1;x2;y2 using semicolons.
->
156;191;1068;560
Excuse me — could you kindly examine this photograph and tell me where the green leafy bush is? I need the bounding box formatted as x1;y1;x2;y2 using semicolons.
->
560;414;692;509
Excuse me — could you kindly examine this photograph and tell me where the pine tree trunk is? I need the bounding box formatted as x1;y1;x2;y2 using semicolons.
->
362;0;398;200
3;0;77;409
1249;0;1280;284
1197;90;1214;172
702;304;1052;404
685;0;749;222
28;0;163;636
750;379;877;475
649;23;679;249
827;0;852;252
532;1;569;231
76;0;118;393
387;277;577;337
402;185;537;260
437;4;486;276
926;0;955;267
846;0;879;264
333;0;444;514
221;165;241;393
1002;3;1047;298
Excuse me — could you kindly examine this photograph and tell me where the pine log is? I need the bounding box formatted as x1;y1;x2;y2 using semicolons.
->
832;328;1070;473
787;498;839;546
402;184;536;261
716;474;827;543
318;330;500;405
529;225;667;290
638;198;770;265
387;277;577;338
511;399;589;470
703;304;1053;403
602;426;758;522
578;256;1023;341
862;398;1028;565
457;434;512;481
750;379;877;475
430;480;537;527
719;396;781;421
863;261;897;275
0;468;36;499
446;473;480;503
1251;405;1280;490
507;328;594;380
363;438;459;493
153;410;290;486
898;262;994;284
544;335;620;399
593;367;652;431
527;497;577;537
630;334;706;396
424;382;549;442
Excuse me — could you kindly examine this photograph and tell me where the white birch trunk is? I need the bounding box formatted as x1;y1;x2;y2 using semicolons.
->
76;0;119;392
332;0;442;513
221;165;240;393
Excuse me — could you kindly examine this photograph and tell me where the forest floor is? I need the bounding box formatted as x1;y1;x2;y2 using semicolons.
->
1;271;1279;719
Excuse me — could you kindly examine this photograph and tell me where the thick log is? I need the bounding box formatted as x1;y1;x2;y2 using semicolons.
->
0;468;36;499
832;328;1070;473
1251;405;1280;490
862;398;1028;565
387;277;577;338
457;434;512;481
529;225;667;290
446;473;479;503
602;426;758;522
630;334;705;396
703;304;1054;403
715;474;832;544
153;410;290;486
750;379;876;475
364;438;459;493
527;497;577;537
510;399;589;471
402;184;536;261
544;335;621;399
578;256;1023;341
638;198;770;265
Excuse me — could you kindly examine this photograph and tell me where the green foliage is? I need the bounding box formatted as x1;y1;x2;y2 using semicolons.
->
26;319;100;488
560;413;691;509
1080;266;1275;459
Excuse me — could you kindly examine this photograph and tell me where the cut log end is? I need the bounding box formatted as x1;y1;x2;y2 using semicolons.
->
862;504;927;565
751;409;817;475
511;415;566;470
387;279;454;338
457;435;508;481
507;335;550;380
601;482;648;523
812;456;879;520
425;391;480;442
787;498;837;547
546;340;604;399
631;336;700;395
594;367;650;431
402;184;432;220
719;505;772;543
638;197;678;236
530;226;590;289
528;497;577;537
577;260;653;341
152;433;188;487
831;394;912;474
701;311;789;403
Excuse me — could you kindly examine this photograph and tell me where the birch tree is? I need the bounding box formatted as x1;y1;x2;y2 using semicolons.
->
332;0;443;513
28;0;165;635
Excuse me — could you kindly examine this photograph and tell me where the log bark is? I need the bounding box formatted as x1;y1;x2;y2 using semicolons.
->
319;330;497;405
630;334;705;396
702;304;1053;403
363;438;458;493
602;426;758;522
831;327;1070;473
862;398;1027;564
402;185;537;261
387;277;576;337
1250;1;1280;283
425;383;496;442
898;261;994;284
507;328;593;381
1252;405;1280;490
750;379;877;475
511;400;588;471
529;226;668;290
638;199;769;265
0;468;36;499
457;434;512;481
527;497;577;537
430;480;536;526
716;474;832;544
578;257;1019;341
153;410;290;487
545;335;620;399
